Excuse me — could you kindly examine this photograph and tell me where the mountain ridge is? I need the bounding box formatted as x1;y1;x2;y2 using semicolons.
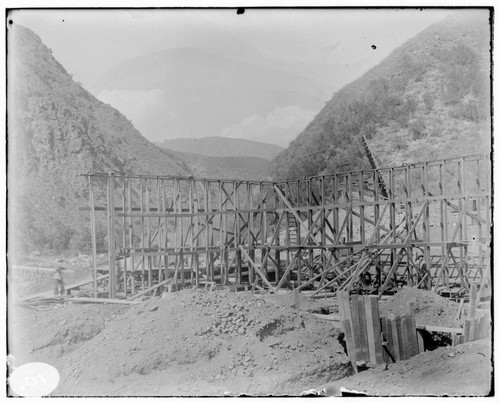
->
271;11;491;180
8;24;191;252
156;136;284;160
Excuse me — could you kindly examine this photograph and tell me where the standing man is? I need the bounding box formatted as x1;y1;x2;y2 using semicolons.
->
53;267;65;297
415;254;429;289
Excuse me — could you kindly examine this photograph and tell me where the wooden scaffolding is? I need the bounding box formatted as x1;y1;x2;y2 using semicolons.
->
83;154;491;300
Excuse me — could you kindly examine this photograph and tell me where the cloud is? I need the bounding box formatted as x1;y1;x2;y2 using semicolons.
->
220;105;316;147
96;89;176;140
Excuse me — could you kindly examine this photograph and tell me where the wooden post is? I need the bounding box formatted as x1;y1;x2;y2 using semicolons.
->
128;178;135;297
364;295;384;364
107;173;116;299
88;176;98;298
146;180;152;289
408;302;418;357
388;314;401;361
416;330;425;353
469;283;478;318
140;178;145;292
400;315;409;360
122;177;127;296
349;294;363;362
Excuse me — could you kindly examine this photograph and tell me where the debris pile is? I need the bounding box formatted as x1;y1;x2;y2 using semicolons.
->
379;287;462;328
12;289;352;396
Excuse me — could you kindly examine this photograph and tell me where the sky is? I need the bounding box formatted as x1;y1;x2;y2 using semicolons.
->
10;8;453;146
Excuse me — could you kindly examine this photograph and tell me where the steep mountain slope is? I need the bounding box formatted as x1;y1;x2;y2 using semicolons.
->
168;150;271;181
156;137;283;160
7;25;190;252
271;11;491;180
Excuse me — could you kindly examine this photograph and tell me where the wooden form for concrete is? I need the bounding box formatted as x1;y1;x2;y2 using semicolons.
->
82;154;491;299
338;291;421;370
452;277;491;346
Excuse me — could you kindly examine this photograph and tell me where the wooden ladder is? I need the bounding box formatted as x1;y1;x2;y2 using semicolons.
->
288;212;299;245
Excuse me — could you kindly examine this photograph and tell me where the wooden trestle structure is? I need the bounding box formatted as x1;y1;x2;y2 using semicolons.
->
83;154;491;300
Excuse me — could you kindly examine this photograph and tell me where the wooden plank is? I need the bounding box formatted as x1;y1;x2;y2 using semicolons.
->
400;315;409;360
364;295;384;364
469;317;477;341
408;302;418;358
384;316;397;362
129;277;172;300
463;319;472;342
380;316;391;363
342;319;358;373
455;298;464;320
469;283;478;318
66;297;141;305
416;329;425;354
388;314;401;361
349;294;363;362
357;295;370;362
22;274;110;301
336;291;349;321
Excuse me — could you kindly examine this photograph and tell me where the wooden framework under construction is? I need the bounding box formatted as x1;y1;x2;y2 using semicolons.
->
83;154;491;300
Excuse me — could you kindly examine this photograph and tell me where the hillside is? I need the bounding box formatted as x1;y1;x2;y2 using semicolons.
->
169;150;272;181
7;25;191;253
157;137;283;160
271;11;491;180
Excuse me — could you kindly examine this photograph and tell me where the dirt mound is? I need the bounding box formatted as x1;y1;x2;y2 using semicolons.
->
321;338;492;396
379;287;462;328
14;290;352;396
9;303;123;366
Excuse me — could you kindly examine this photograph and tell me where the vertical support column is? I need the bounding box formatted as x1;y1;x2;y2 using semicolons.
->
439;162;446;290
274;186;281;285
389;168;396;289
333;175;339;243
475;159;483;280
140;178;145;292
177;179;187;289
459;157;468;283
107;173;116;299
307;179;313;281
260;182;268;278
157;178;163;284
162;179;168;284
404;166;411;286
128;178;135;296
146;179;152;289
173;179;178;289
88;176;98;298
189;179;195;287
373;170;381;278
346;172;353;245
122;177;127;296
218;180;224;285
204;180;211;283
194;180;200;287
320;177;326;288
422;163;430;288
359;172;365;244
233;182;240;285
246;183;253;284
